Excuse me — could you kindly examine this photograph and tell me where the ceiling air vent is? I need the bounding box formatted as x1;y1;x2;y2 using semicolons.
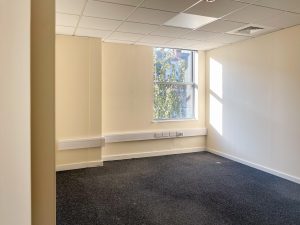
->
227;24;272;36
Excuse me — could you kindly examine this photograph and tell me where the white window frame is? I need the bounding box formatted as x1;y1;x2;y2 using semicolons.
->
152;48;198;122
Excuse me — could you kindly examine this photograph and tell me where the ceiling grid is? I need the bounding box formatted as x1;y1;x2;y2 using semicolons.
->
56;0;300;50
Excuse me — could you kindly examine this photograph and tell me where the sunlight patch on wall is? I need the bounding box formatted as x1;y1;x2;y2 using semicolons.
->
209;94;223;135
209;58;223;135
209;58;223;99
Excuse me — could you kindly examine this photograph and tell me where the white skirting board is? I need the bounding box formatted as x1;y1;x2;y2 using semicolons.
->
207;148;300;185
102;147;205;162
56;160;103;171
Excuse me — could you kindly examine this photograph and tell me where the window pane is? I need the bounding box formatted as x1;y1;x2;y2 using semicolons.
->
154;83;194;120
154;48;193;83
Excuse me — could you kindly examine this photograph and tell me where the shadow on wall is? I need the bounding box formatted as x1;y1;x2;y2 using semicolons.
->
209;58;223;136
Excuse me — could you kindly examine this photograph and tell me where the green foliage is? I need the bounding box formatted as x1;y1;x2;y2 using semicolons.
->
153;48;188;120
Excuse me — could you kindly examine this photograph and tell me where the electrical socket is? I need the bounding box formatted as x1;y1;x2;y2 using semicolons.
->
154;132;162;138
169;131;177;137
176;131;184;137
162;131;169;137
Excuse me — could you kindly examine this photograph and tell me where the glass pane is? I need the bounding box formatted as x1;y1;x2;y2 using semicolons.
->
153;84;195;120
154;48;193;83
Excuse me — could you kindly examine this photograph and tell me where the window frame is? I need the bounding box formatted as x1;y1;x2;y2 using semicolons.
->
152;47;198;122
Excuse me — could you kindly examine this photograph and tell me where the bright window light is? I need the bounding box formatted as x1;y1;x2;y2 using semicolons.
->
153;48;198;121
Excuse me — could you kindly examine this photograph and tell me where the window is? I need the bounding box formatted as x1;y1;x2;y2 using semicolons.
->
153;47;198;121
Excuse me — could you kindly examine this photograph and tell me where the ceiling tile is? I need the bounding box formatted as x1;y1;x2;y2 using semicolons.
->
139;35;174;45
199;19;246;33
56;0;86;15
127;8;176;25
186;0;247;18
84;1;135;20
254;0;300;13
135;42;157;47
108;32;144;42
117;22;159;34
78;16;121;30
167;39;204;48
182;30;220;41
96;0;142;6
105;39;136;45
211;33;250;43
150;26;191;38
234;0;258;3
75;28;112;38
223;5;282;23
191;41;226;50
165;44;196;50
141;0;199;13
56;13;80;27
56;26;75;35
186;41;213;50
256;12;300;28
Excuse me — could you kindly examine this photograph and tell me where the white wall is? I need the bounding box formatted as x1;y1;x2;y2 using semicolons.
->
102;43;206;157
56;35;102;168
0;1;31;225
55;40;206;166
206;25;300;182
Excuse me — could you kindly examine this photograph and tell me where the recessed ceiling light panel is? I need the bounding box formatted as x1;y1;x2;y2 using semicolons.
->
164;13;218;30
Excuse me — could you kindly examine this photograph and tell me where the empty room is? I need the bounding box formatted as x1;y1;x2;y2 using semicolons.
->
1;0;300;225
55;0;300;224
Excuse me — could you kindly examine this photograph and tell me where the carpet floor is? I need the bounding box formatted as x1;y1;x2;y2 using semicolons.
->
57;152;300;225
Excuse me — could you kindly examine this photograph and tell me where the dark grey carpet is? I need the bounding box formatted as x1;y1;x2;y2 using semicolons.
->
57;152;300;225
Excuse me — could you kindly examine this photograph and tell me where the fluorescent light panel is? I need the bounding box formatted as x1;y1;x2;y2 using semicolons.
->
164;13;218;30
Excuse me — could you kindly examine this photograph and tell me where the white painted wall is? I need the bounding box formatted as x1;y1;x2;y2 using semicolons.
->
0;1;31;225
56;36;102;168
102;43;206;157
206;25;300;182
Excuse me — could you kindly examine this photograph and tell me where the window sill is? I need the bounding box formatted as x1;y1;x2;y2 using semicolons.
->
152;118;198;123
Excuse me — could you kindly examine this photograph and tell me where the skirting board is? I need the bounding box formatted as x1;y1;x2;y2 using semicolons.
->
56;160;103;172
207;148;300;185
103;147;205;162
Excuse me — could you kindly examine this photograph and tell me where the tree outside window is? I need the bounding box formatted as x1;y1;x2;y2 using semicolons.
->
153;48;197;120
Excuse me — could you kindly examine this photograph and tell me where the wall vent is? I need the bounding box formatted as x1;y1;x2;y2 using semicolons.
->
227;24;272;36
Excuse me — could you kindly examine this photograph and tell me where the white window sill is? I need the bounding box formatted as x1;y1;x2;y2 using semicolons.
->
152;118;198;123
